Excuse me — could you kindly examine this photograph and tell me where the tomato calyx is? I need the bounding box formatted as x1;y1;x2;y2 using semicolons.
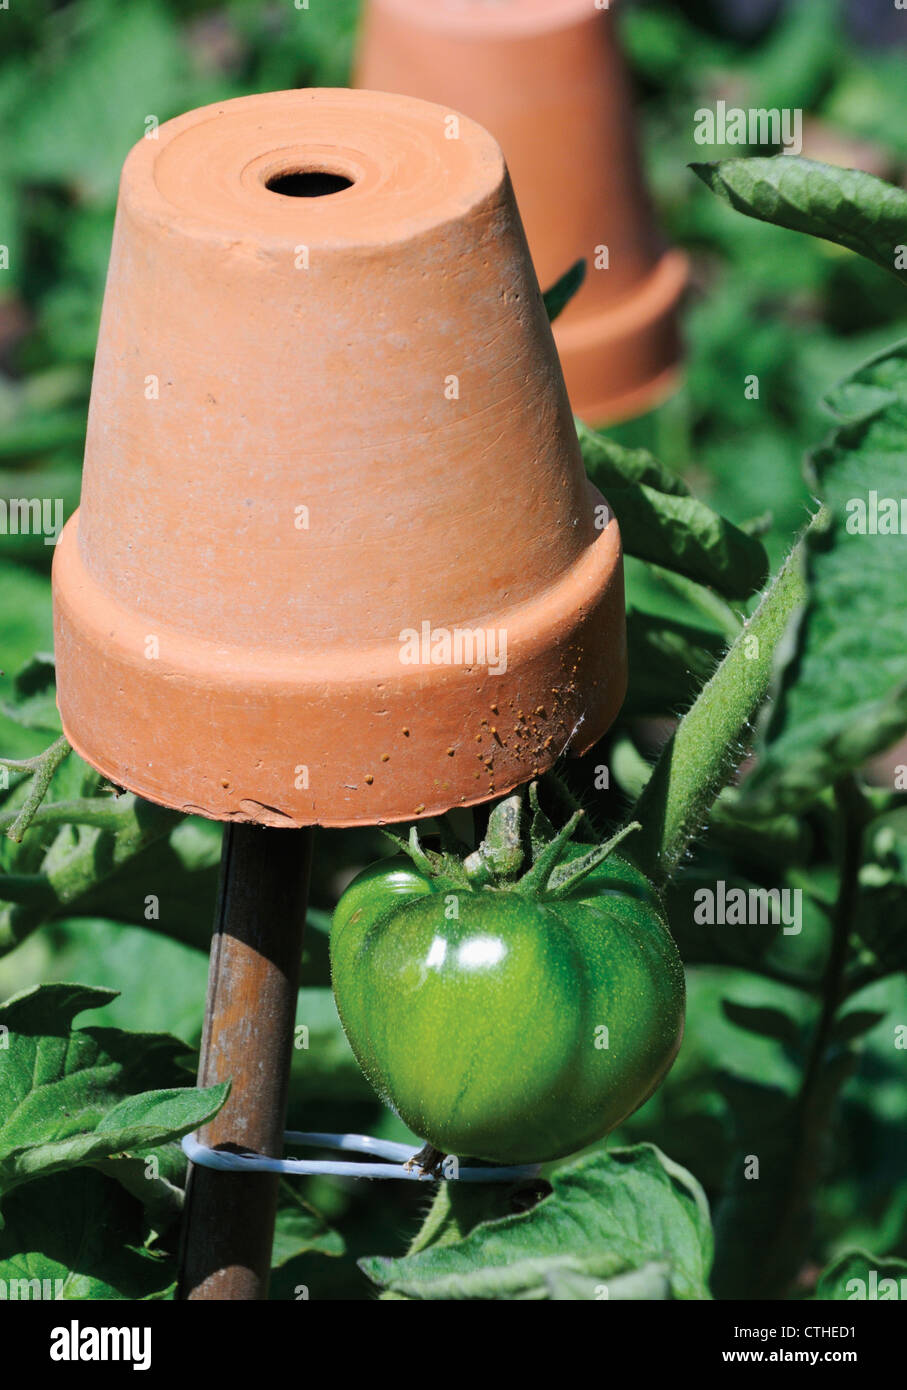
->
383;781;641;901
403;1142;447;1179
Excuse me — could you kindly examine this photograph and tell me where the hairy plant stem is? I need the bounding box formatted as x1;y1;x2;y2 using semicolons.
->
406;1182;498;1255
3;735;72;842
627;520;816;884
376;1180;518;1298
0;793;138;837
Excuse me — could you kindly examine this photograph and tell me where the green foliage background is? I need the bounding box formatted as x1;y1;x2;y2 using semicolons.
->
1;0;906;1300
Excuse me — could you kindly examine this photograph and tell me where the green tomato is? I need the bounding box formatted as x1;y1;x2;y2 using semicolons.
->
330;847;685;1165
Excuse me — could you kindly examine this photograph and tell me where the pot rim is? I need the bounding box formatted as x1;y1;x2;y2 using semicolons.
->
54;482;620;685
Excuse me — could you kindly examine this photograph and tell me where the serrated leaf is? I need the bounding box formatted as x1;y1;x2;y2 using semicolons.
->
359;1144;712;1301
721;1000;801;1049
691;156;907;284
740;341;907;814
0;1167;172;1300
816;1249;907;1300
576;420;689;497
542;259;586;323
604;484;768;599
0;982;227;1200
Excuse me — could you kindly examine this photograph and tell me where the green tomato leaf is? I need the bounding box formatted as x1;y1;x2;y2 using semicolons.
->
721;1000;801;1049
1;654;60;733
0;917;210;1045
542;259;586;323
271;1192;345;1267
67;821;222;957
705;787;811;866
0;1167;172;1300
624;553;743;646
0;568;55;758
0;798;186;954
603;484;768;600
739;341;907;815
0;983;227;1201
815;1249;907;1300
544;1261;672;1300
359;1144;713;1301
581;422;759;628
691;157;907;284
576;420;689;497
830;1010;887;1046
625;609;725;717
90;1144;186;1231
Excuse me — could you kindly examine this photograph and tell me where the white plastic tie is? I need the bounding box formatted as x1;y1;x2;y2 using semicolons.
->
182;1130;539;1182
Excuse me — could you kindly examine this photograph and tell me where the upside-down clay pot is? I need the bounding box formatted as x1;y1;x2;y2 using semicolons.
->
52;89;627;829
355;0;688;424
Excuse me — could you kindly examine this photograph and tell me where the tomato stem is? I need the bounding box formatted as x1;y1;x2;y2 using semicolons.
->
3;734;72;844
404;1142;447;1179
464;792;525;882
626;514;817;884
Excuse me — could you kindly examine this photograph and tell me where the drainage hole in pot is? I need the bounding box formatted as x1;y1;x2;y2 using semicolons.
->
266;170;353;198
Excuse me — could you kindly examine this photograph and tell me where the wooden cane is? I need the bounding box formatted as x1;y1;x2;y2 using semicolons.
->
177;823;313;1300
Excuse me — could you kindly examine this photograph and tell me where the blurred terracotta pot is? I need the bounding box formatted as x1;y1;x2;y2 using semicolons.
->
356;0;688;424
52;89;627;828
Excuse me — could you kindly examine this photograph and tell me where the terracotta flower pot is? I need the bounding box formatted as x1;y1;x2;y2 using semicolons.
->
355;0;688;424
52;88;626;829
